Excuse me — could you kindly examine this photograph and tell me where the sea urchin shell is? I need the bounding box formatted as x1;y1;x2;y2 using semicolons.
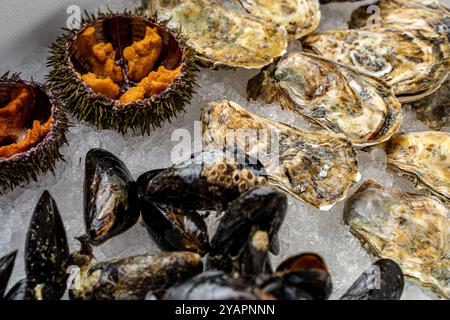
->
0;72;68;194
46;10;198;135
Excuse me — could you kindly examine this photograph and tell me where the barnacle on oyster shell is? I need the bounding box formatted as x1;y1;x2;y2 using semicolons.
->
201;100;360;210
385;131;450;202
344;180;449;299
234;0;321;39
247;52;402;147
303;28;450;103
0;73;68;194
47;11;197;134
143;0;288;69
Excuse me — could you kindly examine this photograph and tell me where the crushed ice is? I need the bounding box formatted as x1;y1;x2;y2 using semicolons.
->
0;0;441;300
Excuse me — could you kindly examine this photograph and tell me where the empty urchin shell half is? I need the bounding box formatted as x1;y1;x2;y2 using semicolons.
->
0;72;68;194
46;10;198;135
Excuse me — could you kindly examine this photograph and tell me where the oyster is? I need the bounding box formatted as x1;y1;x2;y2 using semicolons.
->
234;0;321;39
349;0;450;40
344;180;449;298
303;28;450;103
412;77;449;130
248;52;402;147
143;0;288;69
201;100;360;210
385;132;450;202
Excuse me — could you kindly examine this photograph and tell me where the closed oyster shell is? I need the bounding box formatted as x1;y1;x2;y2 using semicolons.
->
143;0;288;69
247;52;402;147
344;180;449;299
385;131;450;202
235;0;321;39
303;28;450;103
413;75;449;130
349;0;450;40
201;100;360;210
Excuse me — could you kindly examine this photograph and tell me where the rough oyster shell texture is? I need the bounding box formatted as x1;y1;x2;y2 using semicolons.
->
201;100;360;210
303;28;450;103
412;77;449;130
347;0;450;130
247;52;402;147
385;131;450;203
349;0;450;40
144;0;288;69
235;0;321;39
344;180;449;299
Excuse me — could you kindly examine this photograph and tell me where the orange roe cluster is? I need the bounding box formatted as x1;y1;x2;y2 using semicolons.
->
77;25;180;104
0;87;52;159
120;66;181;104
124;27;163;82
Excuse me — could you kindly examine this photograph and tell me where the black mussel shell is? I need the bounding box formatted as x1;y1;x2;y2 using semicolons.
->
141;203;210;256
259;275;314;300
4;279;35;300
207;186;287;274
340;259;404;300
0;250;17;299
138;169;210;255
69;252;203;300
25;190;70;300
260;253;332;300
136;169;166;199
145;149;268;211
83;148;139;245
163;271;273;300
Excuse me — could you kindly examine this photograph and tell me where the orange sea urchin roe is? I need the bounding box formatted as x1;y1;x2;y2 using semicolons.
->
119;66;181;104
123;27;163;82
81;73;120;99
0;116;52;159
0;88;33;137
78;27;123;84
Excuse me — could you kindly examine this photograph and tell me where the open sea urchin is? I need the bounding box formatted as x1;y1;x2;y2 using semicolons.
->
46;10;198;135
0;72;68;194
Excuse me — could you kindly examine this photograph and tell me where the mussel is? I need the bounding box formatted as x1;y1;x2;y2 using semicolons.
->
0;250;17;299
138;169;210;255
3;279;35;300
144;149;268;211
207;186;287;275
83;148;139;246
341;259;404;300
259;253;332;300
69;252;203;300
25;190;70;300
163;271;274;300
